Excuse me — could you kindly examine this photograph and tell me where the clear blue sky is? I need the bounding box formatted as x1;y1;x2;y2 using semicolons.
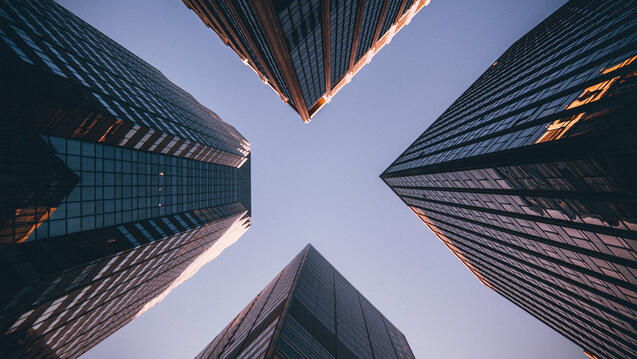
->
57;1;583;358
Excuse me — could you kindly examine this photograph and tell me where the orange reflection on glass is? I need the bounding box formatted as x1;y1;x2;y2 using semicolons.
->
72;113;100;138
601;54;637;75
98;119;123;143
308;96;327;116
536;55;637;143
2;207;57;243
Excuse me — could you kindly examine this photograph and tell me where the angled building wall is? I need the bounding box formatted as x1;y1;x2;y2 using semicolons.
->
196;245;415;359
382;1;637;359
183;0;430;122
0;0;251;357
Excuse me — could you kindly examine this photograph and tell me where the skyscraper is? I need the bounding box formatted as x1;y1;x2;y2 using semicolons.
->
382;1;636;359
196;244;415;359
0;0;250;358
182;0;430;123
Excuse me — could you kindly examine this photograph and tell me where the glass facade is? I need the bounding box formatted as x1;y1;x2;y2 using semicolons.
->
0;0;251;358
233;0;295;107
276;0;326;109
183;0;431;122
23;136;240;240
329;0;359;89
354;0;384;63
382;2;637;359
196;245;415;359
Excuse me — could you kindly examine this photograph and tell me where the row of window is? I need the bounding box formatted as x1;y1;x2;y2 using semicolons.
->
1;0;249;159
7;213;243;357
425;1;631;138
26;137;235;238
279;0;326;108
434;227;634;357
389;4;635;172
413;206;636;320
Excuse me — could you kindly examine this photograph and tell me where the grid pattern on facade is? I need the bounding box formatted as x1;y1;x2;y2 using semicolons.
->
383;161;637;357
382;2;637;359
186;0;253;78
333;272;373;358
0;0;251;244
413;209;635;359
1;201;246;296
0;0;249;159
1;209;249;359
215;0;269;80
329;0;359;88
386;1;636;173
21;136;239;241
276;0;325;108
354;0;385;63
233;0;295;105
197;245;415;359
0;0;251;358
183;0;430;121
274;246;414;359
0;128;80;244
195;250;304;359
379;0;403;37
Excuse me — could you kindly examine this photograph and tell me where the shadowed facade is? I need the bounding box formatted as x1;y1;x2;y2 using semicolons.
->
182;0;430;122
196;245;415;359
382;1;637;359
0;0;251;357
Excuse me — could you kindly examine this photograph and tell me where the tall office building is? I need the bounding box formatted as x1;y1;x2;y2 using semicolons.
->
183;0;430;122
382;1;636;359
196;244;415;359
0;0;251;358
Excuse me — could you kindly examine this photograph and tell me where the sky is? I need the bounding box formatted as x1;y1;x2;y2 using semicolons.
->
55;1;583;358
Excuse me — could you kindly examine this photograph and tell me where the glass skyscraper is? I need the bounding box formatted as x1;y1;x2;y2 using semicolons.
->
196;244;415;359
0;0;251;358
182;0;430;122
382;1;636;359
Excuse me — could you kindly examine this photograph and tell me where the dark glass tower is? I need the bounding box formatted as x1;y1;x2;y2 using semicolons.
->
196;245;415;359
182;0;430;122
382;1;637;359
0;0;251;358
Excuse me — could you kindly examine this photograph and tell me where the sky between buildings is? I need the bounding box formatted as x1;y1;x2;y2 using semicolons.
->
56;0;582;358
